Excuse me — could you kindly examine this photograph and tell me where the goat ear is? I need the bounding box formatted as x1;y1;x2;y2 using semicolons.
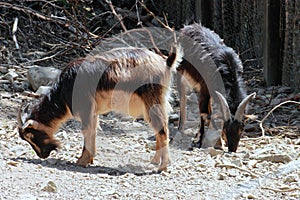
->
234;93;256;122
22;119;40;131
215;91;231;121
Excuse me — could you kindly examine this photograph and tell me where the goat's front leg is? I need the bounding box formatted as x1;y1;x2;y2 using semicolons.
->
77;111;97;167
145;104;170;172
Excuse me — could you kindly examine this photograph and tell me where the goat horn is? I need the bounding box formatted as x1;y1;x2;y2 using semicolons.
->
215;91;231;121
234;92;256;122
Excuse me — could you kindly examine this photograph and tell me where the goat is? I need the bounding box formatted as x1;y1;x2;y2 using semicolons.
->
176;23;255;152
18;46;182;172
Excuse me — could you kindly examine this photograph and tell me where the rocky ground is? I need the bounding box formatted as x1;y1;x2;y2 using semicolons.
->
0;65;299;199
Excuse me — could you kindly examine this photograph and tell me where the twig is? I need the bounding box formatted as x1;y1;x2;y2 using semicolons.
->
135;0;142;26
106;0;127;32
258;101;300;137
215;163;260;178
124;28;165;57
261;186;300;193
12;17;19;49
20;49;70;65
139;1;177;45
0;2;98;39
0;2;68;28
139;1;171;31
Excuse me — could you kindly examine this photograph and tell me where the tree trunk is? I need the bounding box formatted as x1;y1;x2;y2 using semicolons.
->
281;0;300;92
263;0;282;86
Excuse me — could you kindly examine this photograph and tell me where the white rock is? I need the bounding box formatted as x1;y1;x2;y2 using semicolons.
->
208;147;223;157
27;66;61;91
9;145;26;157
201;129;221;148
3;71;19;81
35;86;52;95
0;66;8;74
255;154;292;163
41;181;57;193
218;173;226;180
276;158;300;175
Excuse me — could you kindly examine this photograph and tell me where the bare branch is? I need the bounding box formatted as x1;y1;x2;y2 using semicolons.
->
259;100;300;137
106;0;127;32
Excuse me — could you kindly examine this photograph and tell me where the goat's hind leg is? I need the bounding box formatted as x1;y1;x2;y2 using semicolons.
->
191;91;211;149
77;102;97;167
144;102;170;172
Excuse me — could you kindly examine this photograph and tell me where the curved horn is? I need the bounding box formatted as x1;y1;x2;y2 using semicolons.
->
234;92;256;122
215;91;231;121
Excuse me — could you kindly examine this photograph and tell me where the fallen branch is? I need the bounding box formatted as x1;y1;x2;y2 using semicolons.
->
258;101;300;137
261;186;300;193
215;163;260;178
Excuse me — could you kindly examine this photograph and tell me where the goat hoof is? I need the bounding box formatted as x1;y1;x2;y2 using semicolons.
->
151;154;161;165
76;148;94;167
158;166;168;172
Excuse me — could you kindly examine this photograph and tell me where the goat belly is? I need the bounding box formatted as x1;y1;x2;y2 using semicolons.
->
95;90;145;118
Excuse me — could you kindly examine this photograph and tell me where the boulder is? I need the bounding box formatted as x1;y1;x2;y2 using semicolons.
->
27;66;61;91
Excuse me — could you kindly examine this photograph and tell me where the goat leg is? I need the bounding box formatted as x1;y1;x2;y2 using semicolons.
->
145;103;170;172
77;107;97;167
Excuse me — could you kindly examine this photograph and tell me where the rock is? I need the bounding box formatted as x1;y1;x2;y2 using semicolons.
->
276;158;300;175
3;71;19;81
201;129;221;148
208;147;223;157
46;158;58;165
231;158;243;167
278;86;293;94
145;141;156;151
244;124;257;132
284;174;298;183
218;173;226;180
11;82;25;92
6;161;19;167
247;160;258;169
120;116;134;122
169;114;179;123
9;145;26;157
35;86;52;95
131;121;143;128
27;66;61;91
0;66;8;74
246;194;257;199
227;168;239;177
42;181;57;193
255;154;292;163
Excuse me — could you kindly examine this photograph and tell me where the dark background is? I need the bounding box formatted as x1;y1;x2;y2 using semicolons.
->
0;0;299;91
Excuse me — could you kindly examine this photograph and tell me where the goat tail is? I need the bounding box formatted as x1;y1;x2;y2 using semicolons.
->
166;44;183;69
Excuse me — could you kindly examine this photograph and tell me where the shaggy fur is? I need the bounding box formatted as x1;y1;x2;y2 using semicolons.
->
177;23;248;151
